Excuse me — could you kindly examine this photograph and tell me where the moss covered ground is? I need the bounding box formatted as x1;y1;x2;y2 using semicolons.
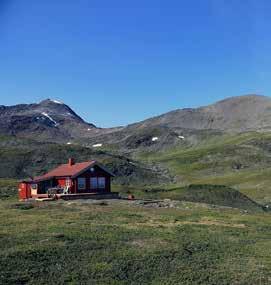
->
0;195;271;284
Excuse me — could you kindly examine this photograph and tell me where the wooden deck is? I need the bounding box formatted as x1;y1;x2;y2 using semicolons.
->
30;192;120;201
57;192;120;200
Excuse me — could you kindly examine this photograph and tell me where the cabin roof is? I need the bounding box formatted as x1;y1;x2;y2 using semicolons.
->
31;160;114;183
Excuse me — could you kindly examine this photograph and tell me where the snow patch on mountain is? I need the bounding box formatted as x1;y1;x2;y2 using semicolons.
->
41;112;59;127
50;99;63;105
93;143;103;148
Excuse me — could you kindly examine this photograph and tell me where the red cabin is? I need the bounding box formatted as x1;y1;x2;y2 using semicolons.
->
18;158;116;200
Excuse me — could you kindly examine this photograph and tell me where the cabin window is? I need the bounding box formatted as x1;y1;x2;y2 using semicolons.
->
98;177;106;189
90;177;98;189
90;177;105;189
78;178;86;190
66;178;71;187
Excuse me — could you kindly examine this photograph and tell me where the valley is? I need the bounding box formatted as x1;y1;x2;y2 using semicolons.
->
1;95;271;284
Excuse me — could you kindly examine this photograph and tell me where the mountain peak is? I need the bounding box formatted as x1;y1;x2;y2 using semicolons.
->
0;99;97;142
132;94;271;133
214;94;270;105
39;99;64;105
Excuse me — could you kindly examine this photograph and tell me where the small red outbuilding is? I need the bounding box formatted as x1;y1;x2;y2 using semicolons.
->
18;158;115;200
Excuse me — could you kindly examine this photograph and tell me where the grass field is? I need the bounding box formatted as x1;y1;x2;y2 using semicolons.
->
1;131;271;284
138;132;271;204
0;178;19;199
0;196;271;285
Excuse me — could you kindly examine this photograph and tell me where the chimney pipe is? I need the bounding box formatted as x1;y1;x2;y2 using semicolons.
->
68;158;75;166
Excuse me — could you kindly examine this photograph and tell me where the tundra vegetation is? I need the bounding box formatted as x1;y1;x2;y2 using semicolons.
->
1;178;271;284
1;96;271;283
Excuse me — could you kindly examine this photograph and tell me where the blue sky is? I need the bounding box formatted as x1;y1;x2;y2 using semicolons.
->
0;0;271;127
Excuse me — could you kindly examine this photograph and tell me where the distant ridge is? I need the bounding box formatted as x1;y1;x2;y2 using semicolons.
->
129;94;271;132
1;94;271;143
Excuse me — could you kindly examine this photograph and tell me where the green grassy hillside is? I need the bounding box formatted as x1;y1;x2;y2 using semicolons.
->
138;132;271;204
2;131;271;207
0;179;18;200
0;135;170;186
160;184;263;211
114;184;264;212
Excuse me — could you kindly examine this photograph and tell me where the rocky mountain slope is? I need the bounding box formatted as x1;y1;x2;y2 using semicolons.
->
129;94;271;132
0;99;119;142
78;94;271;152
1;95;271;146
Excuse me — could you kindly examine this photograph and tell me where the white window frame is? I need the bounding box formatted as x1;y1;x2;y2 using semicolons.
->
77;178;86;190
66;178;71;187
